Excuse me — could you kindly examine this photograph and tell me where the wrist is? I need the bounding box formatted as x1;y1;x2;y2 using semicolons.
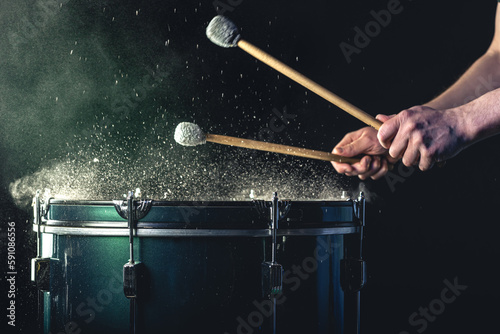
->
447;106;476;145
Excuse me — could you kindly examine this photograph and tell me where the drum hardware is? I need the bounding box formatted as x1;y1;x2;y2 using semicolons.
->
31;191;50;290
122;191;147;334
342;192;366;292
114;196;152;221
260;193;292;334
260;193;293;297
278;199;292;222
353;192;366;228
253;199;270;220
340;259;367;292
253;197;291;225
31;191;52;333
342;192;366;334
261;193;283;298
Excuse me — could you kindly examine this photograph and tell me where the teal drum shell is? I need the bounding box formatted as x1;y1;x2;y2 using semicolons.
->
36;199;363;334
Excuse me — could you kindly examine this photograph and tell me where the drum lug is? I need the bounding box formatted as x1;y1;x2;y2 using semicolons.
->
345;192;367;293
261;193;284;298
123;262;145;299
353;192;365;226
261;262;283;298
122;191;147;300
32;191;53;292
340;258;367;292
31;257;52;291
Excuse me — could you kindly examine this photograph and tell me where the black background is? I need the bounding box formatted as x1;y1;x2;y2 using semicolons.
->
1;0;499;333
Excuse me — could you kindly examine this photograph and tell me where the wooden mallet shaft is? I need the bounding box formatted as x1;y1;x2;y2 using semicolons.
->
205;133;360;164
237;39;383;130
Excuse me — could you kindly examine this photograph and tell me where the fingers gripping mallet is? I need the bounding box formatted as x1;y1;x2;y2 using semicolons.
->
206;15;383;130
174;122;360;164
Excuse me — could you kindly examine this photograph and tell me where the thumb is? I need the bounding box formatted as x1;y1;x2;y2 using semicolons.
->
334;142;358;157
376;114;395;122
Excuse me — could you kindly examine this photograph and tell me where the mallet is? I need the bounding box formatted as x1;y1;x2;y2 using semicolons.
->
206;15;383;130
174;122;360;164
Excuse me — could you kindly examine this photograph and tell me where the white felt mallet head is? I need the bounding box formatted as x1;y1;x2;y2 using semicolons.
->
174;122;206;146
206;15;241;48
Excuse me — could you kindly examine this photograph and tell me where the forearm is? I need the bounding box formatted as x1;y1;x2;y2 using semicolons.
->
425;50;500;110
455;87;500;145
426;4;500;110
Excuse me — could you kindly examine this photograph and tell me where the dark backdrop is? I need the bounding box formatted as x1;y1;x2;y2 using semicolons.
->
1;0;499;333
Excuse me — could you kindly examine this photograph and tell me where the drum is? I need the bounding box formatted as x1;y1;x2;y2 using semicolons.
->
31;194;366;334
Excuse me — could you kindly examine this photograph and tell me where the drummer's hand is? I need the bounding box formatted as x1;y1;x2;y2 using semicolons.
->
332;115;395;180
378;106;468;171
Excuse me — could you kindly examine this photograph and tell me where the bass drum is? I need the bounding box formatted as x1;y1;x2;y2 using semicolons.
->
33;197;365;334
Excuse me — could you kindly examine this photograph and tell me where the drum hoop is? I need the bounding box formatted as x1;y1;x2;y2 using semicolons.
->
33;224;360;237
46;199;352;206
